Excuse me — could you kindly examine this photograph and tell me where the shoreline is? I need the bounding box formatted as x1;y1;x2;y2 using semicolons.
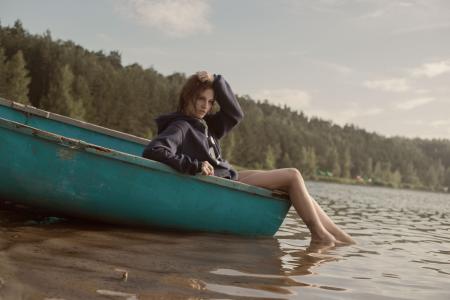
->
232;164;449;195
312;175;449;195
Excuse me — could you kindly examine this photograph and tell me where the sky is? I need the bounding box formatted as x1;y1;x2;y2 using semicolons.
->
1;0;450;140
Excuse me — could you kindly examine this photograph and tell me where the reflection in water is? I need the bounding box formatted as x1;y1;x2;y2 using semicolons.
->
1;181;450;299
0;199;340;299
96;289;138;300
207;236;343;298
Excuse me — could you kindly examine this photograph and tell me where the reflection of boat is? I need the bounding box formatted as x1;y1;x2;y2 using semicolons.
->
0;98;290;236
0;211;332;299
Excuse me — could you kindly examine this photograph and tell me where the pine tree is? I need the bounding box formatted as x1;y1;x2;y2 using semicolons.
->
264;144;277;170
373;161;383;182
29;30;53;107
381;161;392;182
279;152;292;168
332;160;341;178
301;146;317;178
342;149;352;178
424;165;439;190
402;162;421;187
221;132;236;163
423;160;445;190
0;47;6;96
41;64;85;119
3;50;30;104
435;160;446;189
391;170;402;188
365;157;373;178
326;147;341;177
71;75;90;120
443;167;450;191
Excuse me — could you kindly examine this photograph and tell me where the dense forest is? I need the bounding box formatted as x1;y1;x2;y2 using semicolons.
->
1;20;450;192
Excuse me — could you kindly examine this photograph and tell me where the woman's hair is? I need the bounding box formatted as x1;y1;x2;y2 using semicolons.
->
177;74;213;113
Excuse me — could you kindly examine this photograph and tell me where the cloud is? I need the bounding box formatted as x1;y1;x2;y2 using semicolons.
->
430;120;450;127
411;59;450;78
338;107;384;121
253;88;311;111
364;107;384;115
309;105;383;125
116;0;212;37
364;78;411;92
393;22;450;35
313;60;353;75
395;97;435;110
97;33;113;43
358;9;385;19
403;119;425;126
414;89;430;95
354;1;417;20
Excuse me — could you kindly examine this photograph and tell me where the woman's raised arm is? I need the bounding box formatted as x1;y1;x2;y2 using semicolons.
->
204;74;244;139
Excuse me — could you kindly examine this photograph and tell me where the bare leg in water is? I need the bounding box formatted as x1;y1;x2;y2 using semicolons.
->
238;169;355;245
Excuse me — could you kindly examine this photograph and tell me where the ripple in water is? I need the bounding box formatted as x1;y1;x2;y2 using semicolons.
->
0;181;449;299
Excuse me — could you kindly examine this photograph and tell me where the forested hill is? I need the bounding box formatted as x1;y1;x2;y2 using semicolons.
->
1;21;450;192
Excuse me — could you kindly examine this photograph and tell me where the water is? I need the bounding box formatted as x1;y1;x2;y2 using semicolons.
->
1;181;449;299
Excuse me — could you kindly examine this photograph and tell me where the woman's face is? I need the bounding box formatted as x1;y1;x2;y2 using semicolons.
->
185;88;215;119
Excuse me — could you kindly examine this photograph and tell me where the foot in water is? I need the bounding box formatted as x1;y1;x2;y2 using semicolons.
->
332;230;356;245
311;230;337;246
311;229;356;246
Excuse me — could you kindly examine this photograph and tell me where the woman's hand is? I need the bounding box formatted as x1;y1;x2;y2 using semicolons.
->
200;161;214;176
197;71;213;83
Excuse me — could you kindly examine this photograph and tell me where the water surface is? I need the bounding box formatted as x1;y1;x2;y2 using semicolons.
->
1;181;449;299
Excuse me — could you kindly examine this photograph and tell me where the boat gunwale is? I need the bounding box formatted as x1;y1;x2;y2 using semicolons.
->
0;117;290;202
0;97;149;145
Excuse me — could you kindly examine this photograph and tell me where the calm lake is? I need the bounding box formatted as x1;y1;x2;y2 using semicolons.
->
1;181;449;299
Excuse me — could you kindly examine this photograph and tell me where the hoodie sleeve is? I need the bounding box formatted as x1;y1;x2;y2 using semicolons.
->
205;74;244;140
142;122;201;175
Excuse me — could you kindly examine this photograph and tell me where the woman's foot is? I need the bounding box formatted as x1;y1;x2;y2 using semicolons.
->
331;229;356;244
311;229;337;246
306;242;336;254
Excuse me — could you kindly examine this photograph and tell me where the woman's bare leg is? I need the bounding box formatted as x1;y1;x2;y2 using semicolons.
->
237;170;263;182
238;169;354;244
238;168;336;245
287;175;354;243
309;197;355;244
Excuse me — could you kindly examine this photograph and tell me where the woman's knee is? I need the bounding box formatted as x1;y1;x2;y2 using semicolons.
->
286;168;304;182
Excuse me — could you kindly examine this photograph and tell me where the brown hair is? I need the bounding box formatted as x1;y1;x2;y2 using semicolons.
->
177;74;213;113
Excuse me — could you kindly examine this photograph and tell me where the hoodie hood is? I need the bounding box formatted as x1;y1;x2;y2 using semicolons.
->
155;112;207;134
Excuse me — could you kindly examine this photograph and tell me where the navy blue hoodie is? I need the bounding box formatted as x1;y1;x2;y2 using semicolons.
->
142;75;244;180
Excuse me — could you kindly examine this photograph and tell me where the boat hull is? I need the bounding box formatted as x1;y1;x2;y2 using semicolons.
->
0;118;290;236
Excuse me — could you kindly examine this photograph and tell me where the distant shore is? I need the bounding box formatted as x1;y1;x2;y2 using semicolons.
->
314;175;449;194
233;164;448;194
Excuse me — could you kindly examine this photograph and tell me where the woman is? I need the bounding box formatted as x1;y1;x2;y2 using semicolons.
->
143;71;354;245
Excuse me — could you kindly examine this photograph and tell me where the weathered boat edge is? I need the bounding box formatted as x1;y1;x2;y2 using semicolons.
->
0;97;149;146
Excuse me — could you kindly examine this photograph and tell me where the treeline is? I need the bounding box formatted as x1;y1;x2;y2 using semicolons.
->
1;20;450;192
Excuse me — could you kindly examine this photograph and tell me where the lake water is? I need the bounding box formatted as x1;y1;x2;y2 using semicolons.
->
1;181;449;299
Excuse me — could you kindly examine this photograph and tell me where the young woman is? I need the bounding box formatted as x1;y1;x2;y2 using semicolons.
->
143;71;354;245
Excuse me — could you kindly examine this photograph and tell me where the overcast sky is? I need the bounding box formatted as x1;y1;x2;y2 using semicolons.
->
1;0;449;140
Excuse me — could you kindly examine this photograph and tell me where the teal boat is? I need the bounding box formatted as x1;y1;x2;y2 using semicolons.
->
0;98;147;156
0;98;290;236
